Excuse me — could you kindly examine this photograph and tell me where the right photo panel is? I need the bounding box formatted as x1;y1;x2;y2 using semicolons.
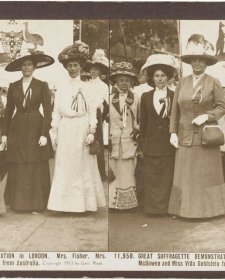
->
109;19;225;252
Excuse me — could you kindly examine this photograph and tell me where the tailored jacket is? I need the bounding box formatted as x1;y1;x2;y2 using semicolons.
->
2;78;52;162
139;88;175;156
110;90;138;159
170;74;225;146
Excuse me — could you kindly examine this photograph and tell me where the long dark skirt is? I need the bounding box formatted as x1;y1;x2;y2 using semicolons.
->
143;155;175;214
96;109;107;180
135;156;144;207
5;161;51;211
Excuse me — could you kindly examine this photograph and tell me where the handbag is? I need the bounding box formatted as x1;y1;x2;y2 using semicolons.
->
202;124;225;146
89;140;101;155
108;167;116;183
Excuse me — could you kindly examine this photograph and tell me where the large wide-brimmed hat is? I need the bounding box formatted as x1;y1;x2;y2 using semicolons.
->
141;54;177;87
84;49;109;74
5;50;55;72
181;34;218;66
110;61;137;81
58;40;89;67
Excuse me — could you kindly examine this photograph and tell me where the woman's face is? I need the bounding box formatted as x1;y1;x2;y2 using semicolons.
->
190;58;207;75
153;69;168;89
138;69;148;84
21;59;35;78
66;61;81;78
90;66;101;79
116;75;132;92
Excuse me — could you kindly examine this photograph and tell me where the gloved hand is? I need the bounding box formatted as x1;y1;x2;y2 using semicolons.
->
50;128;58;149
1;135;7;149
192;114;208;126
170;133;178;149
85;133;94;145
38;136;47;147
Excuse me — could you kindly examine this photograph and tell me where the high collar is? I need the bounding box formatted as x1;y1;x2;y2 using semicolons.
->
192;72;205;79
155;86;167;92
22;76;33;83
69;75;81;84
91;77;100;82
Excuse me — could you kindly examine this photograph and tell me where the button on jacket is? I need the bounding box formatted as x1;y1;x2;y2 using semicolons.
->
170;74;225;146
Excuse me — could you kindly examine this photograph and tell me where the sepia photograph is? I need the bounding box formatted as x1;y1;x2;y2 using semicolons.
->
1;1;225;277
0;19;109;252
109;19;225;253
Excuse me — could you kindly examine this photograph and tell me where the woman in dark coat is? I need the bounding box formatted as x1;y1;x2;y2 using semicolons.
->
139;54;176;214
2;51;54;211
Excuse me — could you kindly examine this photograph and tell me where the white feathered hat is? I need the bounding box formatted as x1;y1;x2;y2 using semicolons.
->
85;49;109;74
141;54;177;87
181;34;218;66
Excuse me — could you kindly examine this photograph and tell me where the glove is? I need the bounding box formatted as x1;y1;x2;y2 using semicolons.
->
192;114;208;126
1;135;7;149
170;133;178;149
85;133;94;145
38;136;47;147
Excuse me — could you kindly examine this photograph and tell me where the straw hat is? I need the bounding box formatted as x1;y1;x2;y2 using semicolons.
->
141;54;177;87
85;49;109;74
110;61;137;79
181;34;218;66
58;40;89;67
5;50;54;72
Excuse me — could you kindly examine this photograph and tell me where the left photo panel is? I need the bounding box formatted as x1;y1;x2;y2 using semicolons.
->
0;20;109;251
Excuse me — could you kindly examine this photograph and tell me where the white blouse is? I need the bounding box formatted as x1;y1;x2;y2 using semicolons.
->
51;75;97;129
88;77;109;112
22;76;33;94
119;92;128;113
153;87;167;115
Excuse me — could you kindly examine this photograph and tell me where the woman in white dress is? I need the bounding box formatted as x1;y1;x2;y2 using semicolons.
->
47;41;106;212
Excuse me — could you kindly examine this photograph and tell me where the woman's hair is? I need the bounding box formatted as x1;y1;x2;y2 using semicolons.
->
21;58;37;69
147;65;171;87
90;64;103;75
63;58;85;69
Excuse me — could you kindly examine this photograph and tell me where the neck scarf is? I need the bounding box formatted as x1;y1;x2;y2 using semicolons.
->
112;86;135;127
23;80;33;109
71;88;87;116
154;87;171;118
192;74;207;104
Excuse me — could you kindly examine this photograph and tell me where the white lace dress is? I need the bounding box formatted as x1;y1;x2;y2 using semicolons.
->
47;76;106;212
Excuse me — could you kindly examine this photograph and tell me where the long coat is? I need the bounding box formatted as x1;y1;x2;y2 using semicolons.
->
139;88;175;213
109;88;139;209
168;73;225;218
2;78;52;163
110;91;138;159
170;74;225;145
140;88;175;156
